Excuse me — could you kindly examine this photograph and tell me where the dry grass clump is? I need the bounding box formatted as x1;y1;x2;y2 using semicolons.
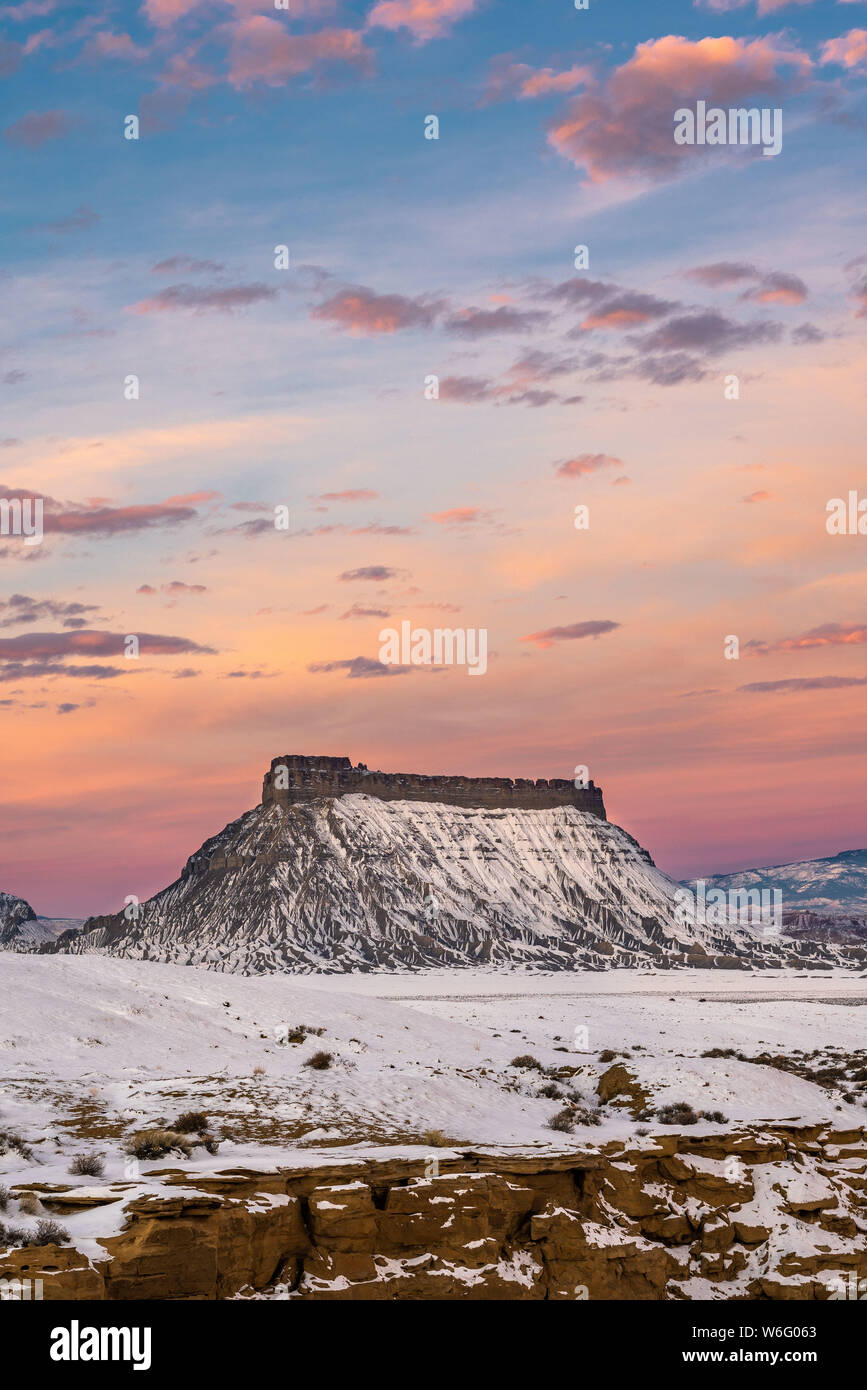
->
303;1051;333;1071
547;1102;602;1133
70;1153;104;1177
282;1024;326;1045
0;1130;33;1161
174;1111;208;1134
421;1129;456;1147
126;1129;193;1160
651;1102;729;1126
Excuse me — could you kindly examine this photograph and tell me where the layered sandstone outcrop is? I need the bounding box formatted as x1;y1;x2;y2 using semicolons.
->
3;1123;864;1301
261;754;607;818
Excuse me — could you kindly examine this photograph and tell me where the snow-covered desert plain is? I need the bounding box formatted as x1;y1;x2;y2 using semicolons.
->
1;956;865;1299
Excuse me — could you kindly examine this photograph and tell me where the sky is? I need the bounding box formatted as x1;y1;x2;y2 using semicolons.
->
1;0;865;918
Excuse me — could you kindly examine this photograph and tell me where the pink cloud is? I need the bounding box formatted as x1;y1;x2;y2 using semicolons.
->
130;283;276;314
740;271;807;305
481;58;588;104
429;507;490;525
548;35;811;184
739;676;867;693
555;454;622;478
366;0;478;43
821;29;867;71
227;17;371;88
141;0;202;25
521;619;620;649
2;109;70;147
311;285;440;334
746;622;867;656
337;493;382;505
80;32;148;62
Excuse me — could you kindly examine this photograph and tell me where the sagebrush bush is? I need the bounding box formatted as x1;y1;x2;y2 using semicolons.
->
70;1153;104;1177
303;1051;333;1071
27;1218;70;1247
570;1105;602;1127
282;1024;326;1044
126;1129;192;1160
547;1109;574;1133
0;1221;28;1249
174;1111;208;1134
510;1055;541;1070
0;1130;33;1161
656;1101;699;1126
538;1082;563;1100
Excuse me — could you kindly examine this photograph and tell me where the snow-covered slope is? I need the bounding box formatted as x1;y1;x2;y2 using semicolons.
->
692;848;867;914
57;792;814;974
0;891;79;951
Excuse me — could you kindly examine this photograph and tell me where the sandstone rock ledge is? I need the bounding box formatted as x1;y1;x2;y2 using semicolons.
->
2;1128;865;1301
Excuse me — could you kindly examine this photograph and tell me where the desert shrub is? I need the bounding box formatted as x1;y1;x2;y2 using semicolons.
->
199;1134;221;1155
282;1024;326;1044
304;1051;333;1071
421;1129;453;1147
0;1130;33;1161
538;1082;563;1100
547;1109;574;1133
510;1055;541;1070
70;1154;104;1177
17;1191;39;1215
0;1221;28;1249
598;1049;618;1063
0;1185;8;1212
126;1129;192;1160
701;1047;737;1059
656;1102;699;1126
570;1105;602;1127
635;1127;649;1137
174;1111;208;1134
252;1065;265;1077
700;1110;728;1124
26;1219;70;1247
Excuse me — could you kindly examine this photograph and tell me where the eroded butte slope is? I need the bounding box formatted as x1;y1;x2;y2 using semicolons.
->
60;793;808;972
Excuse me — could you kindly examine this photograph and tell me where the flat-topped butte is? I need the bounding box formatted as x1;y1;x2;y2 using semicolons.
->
262;754;606;818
